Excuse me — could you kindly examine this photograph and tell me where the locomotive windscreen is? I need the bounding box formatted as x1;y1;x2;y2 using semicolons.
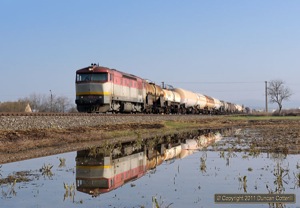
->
77;178;109;189
76;73;108;82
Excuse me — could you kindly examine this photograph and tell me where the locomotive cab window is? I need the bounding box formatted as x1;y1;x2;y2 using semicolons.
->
76;73;108;82
77;179;109;189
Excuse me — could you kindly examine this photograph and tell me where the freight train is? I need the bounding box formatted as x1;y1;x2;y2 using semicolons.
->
75;64;244;114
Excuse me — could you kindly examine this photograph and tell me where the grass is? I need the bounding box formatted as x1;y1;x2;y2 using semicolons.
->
103;121;200;141
98;116;300;149
104;129;138;138
227;115;300;121
163;121;200;129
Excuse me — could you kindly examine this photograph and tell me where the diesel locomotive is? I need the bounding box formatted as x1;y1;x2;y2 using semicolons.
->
75;64;244;114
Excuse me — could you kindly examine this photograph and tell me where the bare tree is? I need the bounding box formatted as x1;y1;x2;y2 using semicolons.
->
52;96;71;113
22;93;75;113
267;80;292;114
0;93;76;113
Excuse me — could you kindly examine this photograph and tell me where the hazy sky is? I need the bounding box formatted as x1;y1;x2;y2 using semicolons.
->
1;0;299;110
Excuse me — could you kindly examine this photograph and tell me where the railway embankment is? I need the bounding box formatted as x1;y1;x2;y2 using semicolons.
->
0;114;213;131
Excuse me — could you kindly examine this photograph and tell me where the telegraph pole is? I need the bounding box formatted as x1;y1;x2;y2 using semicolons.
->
265;81;268;113
50;90;53;112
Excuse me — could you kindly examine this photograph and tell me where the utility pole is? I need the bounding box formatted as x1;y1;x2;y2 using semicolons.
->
265;81;268;113
50;90;53;112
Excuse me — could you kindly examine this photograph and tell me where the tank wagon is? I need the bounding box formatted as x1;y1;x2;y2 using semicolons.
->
75;64;245;114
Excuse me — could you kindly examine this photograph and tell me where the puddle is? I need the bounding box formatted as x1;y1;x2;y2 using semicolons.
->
0;129;299;207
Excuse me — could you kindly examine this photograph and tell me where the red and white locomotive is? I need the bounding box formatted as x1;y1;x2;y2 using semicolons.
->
76;64;145;113
75;64;244;114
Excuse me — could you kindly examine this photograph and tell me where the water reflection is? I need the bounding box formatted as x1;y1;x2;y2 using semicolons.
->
0;128;299;207
76;129;222;197
63;182;76;202
76;145;147;196
39;163;54;179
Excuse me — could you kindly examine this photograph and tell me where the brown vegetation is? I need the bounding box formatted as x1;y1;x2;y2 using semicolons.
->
0;93;76;113
273;108;300;116
0;116;299;164
0;101;31;112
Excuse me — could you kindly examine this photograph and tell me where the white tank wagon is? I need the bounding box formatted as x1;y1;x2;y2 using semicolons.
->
179;148;196;159
220;101;229;113
162;89;181;114
181;139;199;151
234;104;244;113
226;102;237;113
163;144;182;161
195;93;207;113
173;88;199;114
204;95;215;114
197;132;222;148
212;97;222;114
162;89;181;103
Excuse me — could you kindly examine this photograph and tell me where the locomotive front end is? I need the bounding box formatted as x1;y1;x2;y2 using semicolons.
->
75;65;112;112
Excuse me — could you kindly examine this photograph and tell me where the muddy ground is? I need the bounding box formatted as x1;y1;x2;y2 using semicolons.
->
0;116;300;164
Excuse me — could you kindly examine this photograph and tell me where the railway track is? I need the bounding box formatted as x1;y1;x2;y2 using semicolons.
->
0;112;220;117
0;112;146;117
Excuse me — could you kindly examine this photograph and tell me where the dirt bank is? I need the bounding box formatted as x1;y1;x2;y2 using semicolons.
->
0;115;299;164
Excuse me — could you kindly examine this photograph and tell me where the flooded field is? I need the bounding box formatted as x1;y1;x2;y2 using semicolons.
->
0;129;299;208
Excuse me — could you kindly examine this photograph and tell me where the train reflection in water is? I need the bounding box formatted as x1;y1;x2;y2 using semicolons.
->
76;129;223;197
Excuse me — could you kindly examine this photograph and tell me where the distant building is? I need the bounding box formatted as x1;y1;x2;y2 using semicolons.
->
25;103;32;113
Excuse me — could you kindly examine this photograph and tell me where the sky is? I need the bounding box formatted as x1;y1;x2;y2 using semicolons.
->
1;0;300;110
